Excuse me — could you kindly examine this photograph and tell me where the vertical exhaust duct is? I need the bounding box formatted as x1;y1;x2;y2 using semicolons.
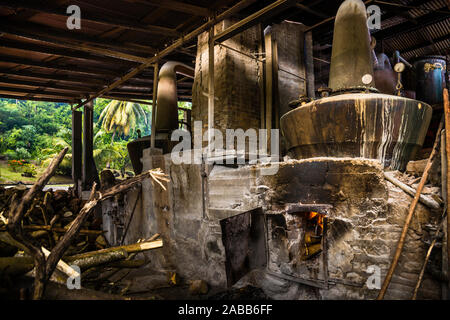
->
155;61;195;134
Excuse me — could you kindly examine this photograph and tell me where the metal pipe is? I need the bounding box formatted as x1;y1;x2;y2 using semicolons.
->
154;61;194;134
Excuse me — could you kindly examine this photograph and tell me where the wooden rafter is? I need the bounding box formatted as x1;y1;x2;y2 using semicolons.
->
0;21;150;63
72;0;258;110
0;0;179;36
123;0;211;17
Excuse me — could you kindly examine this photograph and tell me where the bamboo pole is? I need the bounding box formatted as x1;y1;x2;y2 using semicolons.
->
444;88;450;296
412;209;447;299
377;116;444;300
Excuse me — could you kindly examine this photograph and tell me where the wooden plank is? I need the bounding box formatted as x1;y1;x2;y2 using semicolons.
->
72;0;258;110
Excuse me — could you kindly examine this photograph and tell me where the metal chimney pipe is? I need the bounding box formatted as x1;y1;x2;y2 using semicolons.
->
328;0;375;92
155;61;194;134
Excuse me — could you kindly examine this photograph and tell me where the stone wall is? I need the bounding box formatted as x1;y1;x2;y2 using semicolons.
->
118;155;441;299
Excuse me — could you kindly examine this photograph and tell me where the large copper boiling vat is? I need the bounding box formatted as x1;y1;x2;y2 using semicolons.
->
280;93;432;170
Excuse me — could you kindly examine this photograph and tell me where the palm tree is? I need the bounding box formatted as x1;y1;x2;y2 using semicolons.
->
97;100;147;142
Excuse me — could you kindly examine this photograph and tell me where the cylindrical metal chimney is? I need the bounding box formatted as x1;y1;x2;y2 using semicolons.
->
155;61;194;134
328;0;375;92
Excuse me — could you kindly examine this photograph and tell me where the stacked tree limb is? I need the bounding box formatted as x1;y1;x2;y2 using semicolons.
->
377;116;445;300
0;147;168;299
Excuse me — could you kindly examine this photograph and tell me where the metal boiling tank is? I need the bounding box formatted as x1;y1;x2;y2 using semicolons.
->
413;56;447;106
280;0;432;171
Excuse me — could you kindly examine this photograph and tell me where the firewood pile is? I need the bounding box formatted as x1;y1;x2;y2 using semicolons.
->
0;186;103;258
0;147;168;300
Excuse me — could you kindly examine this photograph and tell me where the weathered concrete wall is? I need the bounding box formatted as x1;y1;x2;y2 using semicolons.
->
117;155;441;299
192;19;262;142
271;21;306;118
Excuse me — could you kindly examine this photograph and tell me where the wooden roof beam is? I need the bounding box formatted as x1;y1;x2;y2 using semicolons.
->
0;86;81;99
0;38;137;67
214;0;298;43
0;0;179;36
0;93;72;103
125;0;210;17
0;21;150;63
73;0;258;110
0;68;106;86
372;10;449;40
0;54;123;77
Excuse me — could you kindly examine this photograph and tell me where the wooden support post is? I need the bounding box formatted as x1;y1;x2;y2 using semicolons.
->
258;24;266;130
264;27;273;149
208;24;215;156
444;88;450;297
441;129;449;300
305;31;315;98
151;63;159;149
72;109;82;196
82;99;99;190
272;38;280;130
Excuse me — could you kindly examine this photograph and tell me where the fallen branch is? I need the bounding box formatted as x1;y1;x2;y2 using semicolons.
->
377;116;444;300
383;172;441;210
412;208;447;299
6;147;69;300
1;225;104;235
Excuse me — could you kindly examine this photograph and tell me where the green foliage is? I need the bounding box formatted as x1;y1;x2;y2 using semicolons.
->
0;98;187;182
98;100;148;138
23;163;37;176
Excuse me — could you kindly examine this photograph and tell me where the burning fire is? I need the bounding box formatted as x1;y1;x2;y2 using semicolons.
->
307;211;324;234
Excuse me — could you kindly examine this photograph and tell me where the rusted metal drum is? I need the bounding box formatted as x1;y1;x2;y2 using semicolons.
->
280;93;432;170
127;136;151;175
413;56;447;106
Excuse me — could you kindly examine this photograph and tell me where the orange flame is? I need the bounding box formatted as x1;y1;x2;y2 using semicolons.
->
307;211;324;234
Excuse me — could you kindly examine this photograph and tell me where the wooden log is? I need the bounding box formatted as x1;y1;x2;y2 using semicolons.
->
0;257;34;276
68;239;163;261
21;225;104;235
383;172;441;210
66;249;128;270
107;259;146;269
377;116;444;300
